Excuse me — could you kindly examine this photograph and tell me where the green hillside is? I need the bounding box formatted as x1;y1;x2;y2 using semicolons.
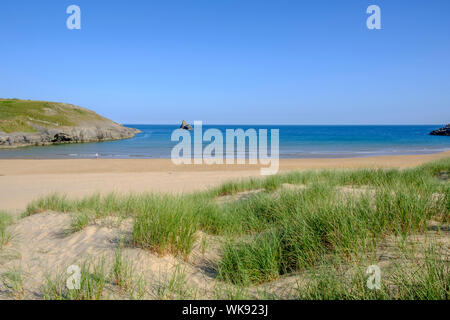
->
0;99;105;133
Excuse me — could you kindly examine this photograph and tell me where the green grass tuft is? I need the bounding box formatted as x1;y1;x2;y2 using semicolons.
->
0;211;14;248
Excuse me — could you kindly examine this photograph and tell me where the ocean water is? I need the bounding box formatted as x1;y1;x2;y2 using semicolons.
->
0;125;448;159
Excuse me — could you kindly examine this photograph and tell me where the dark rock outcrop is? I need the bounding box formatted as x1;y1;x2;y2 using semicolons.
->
180;120;193;130
430;124;450;136
52;133;73;143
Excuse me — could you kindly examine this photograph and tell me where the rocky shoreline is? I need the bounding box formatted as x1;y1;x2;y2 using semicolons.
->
0;125;140;148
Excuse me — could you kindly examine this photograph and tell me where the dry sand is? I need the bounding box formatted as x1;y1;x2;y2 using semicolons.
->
0;151;449;213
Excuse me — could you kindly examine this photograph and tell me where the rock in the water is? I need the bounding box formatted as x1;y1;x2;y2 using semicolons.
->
430;124;450;136
179;120;193;130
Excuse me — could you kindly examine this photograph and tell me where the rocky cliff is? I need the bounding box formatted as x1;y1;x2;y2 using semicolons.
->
0;99;140;148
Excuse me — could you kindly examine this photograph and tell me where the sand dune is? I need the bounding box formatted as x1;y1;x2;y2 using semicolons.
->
0;211;215;299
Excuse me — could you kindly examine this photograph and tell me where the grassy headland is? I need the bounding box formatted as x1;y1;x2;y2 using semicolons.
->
0;98;104;133
0;98;139;148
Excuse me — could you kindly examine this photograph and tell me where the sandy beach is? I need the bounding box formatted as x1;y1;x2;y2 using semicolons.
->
0;152;448;300
1;151;449;213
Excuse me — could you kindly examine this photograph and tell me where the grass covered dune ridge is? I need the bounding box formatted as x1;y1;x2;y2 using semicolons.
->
22;157;449;299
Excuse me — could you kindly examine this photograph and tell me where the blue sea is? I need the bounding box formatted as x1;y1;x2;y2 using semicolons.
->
0;125;448;159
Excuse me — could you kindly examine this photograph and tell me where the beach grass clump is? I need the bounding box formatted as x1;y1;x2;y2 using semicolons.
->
110;249;134;291
296;264;388;300
23;194;75;217
24;193;128;218
212;178;264;196
218;232;282;285
388;245;449;300
1;268;25;299
153;264;197;300
218;181;447;285
296;244;449;300
128;275;148;300
200;183;336;237
198;191;279;236
372;187;445;236
41;254;148;300
42;259;107;300
131;194;199;258
0;211;14;248
70;211;93;233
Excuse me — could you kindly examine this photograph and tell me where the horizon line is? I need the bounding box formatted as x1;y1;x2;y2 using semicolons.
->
122;123;448;126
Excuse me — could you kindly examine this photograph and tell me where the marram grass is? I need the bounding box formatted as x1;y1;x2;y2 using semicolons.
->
0;211;14;249
23;157;450;294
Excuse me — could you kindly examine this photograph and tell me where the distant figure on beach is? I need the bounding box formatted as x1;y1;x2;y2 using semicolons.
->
95;153;98;159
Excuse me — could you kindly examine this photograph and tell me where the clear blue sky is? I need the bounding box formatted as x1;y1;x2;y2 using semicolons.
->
1;0;449;124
